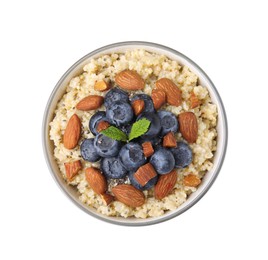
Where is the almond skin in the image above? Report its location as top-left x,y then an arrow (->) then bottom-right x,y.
134,163 -> 157,187
163,132 -> 177,148
63,114 -> 81,149
131,99 -> 145,116
101,193 -> 114,206
151,89 -> 166,110
155,78 -> 182,106
112,184 -> 145,207
142,142 -> 154,158
178,112 -> 198,143
94,80 -> 110,92
115,70 -> 145,90
154,170 -> 177,200
190,91 -> 200,108
76,95 -> 104,111
85,167 -> 107,195
97,120 -> 110,132
64,160 -> 82,181
183,174 -> 201,187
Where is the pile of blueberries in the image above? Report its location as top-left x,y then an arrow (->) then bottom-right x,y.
80,87 -> 192,191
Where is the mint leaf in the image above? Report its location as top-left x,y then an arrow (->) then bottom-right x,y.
101,126 -> 128,142
128,118 -> 151,141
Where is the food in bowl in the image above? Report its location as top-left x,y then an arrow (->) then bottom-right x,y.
49,49 -> 217,218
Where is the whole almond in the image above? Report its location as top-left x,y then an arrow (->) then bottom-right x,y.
155,78 -> 182,106
76,95 -> 104,111
134,163 -> 157,186
97,120 -> 110,132
178,112 -> 198,143
115,70 -> 145,90
154,170 -> 177,200
142,142 -> 154,158
131,99 -> 145,116
64,160 -> 82,181
163,132 -> 177,148
151,89 -> 166,110
183,174 -> 201,187
190,91 -> 200,108
63,114 -> 81,149
101,193 -> 114,206
112,184 -> 145,207
94,80 -> 110,92
85,167 -> 107,195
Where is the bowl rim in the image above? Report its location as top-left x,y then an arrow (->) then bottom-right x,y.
42,41 -> 228,226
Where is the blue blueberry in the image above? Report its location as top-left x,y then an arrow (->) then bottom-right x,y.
150,148 -> 175,174
89,111 -> 107,136
80,138 -> 101,162
119,142 -> 146,171
128,171 -> 158,191
104,87 -> 129,108
137,112 -> 161,139
100,157 -> 127,179
158,110 -> 179,136
131,94 -> 155,113
94,133 -> 121,158
170,141 -> 192,168
106,101 -> 134,127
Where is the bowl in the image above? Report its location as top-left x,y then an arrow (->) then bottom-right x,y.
42,41 -> 228,226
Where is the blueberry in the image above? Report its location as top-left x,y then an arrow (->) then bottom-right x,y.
128,171 -> 158,191
104,87 -> 129,108
80,138 -> 101,162
106,101 -> 134,127
158,110 -> 179,136
170,141 -> 192,168
137,112 -> 161,139
94,133 -> 121,158
119,142 -> 146,171
150,148 -> 175,174
100,157 -> 127,179
131,94 -> 154,113
89,111 -> 107,136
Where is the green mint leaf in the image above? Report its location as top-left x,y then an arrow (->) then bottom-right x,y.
128,118 -> 151,141
101,126 -> 128,142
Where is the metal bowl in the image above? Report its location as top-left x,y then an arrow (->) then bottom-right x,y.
42,41 -> 228,226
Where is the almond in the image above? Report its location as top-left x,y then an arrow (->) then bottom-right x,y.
151,89 -> 166,110
64,160 -> 82,181
76,95 -> 104,111
97,120 -> 110,132
115,70 -> 145,90
63,114 -> 81,149
85,167 -> 107,195
155,78 -> 182,106
134,163 -> 157,186
94,80 -> 110,92
112,184 -> 145,208
154,170 -> 177,200
183,174 -> 201,187
101,193 -> 114,206
163,132 -> 177,148
131,99 -> 145,116
142,142 -> 154,158
178,112 -> 198,143
190,91 -> 200,108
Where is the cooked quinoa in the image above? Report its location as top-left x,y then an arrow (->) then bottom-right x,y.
49,49 -> 217,218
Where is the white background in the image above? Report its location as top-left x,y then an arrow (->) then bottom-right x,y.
0,0 -> 267,259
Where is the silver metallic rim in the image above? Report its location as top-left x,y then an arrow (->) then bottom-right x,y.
42,41 -> 228,226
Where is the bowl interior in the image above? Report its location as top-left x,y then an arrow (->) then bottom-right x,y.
43,42 -> 227,226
